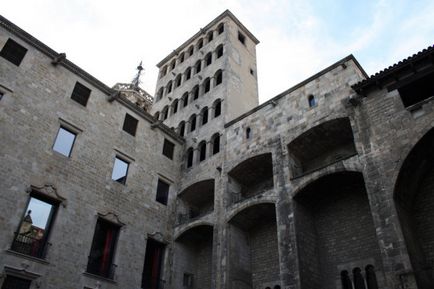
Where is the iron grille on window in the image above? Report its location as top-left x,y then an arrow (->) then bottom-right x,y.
0,38 -> 28,66
71,82 -> 91,106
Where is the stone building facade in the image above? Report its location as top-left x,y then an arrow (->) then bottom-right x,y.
1,10 -> 433,289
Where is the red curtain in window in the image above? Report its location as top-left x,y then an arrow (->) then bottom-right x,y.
151,247 -> 162,289
100,229 -> 114,275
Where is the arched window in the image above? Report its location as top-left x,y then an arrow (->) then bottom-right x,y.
216,45 -> 223,59
190,114 -> 197,132
192,85 -> 199,100
340,270 -> 352,289
178,121 -> 185,137
207,31 -> 214,42
246,127 -> 251,139
199,141 -> 207,162
154,111 -> 160,120
203,78 -> 211,94
197,38 -> 203,50
274,286 -> 281,289
160,66 -> 167,78
205,53 -> 212,66
353,268 -> 366,289
185,67 -> 192,81
214,99 -> 222,117
175,74 -> 182,88
179,52 -> 185,63
162,106 -> 169,120
182,92 -> 189,107
187,148 -> 194,168
156,87 -> 164,101
170,59 -> 176,70
215,70 -> 223,86
217,23 -> 224,34
201,107 -> 209,125
172,99 -> 179,115
195,60 -> 201,74
166,81 -> 172,94
188,45 -> 194,56
308,94 -> 316,107
212,133 -> 220,155
365,265 -> 378,289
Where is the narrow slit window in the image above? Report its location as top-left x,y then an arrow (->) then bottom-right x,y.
199,141 -> 206,162
214,100 -> 221,117
308,95 -> 316,107
53,126 -> 77,157
122,113 -> 138,136
190,115 -> 197,132
202,108 -> 208,125
212,134 -> 220,155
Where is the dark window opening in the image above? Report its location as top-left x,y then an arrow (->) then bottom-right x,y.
205,53 -> 212,66
238,32 -> 246,45
216,45 -> 223,58
156,179 -> 170,205
170,60 -> 176,70
199,142 -> 206,162
179,122 -> 185,137
167,82 -> 172,94
204,79 -> 210,93
156,88 -> 164,101
207,31 -> 214,42
162,139 -> 175,160
250,68 -> 254,76
71,82 -> 91,107
162,107 -> 169,120
11,194 -> 58,259
154,112 -> 160,120
0,38 -> 27,66
195,61 -> 201,74
172,100 -> 178,114
212,134 -> 220,155
183,273 -> 194,288
112,156 -> 129,184
160,66 -> 167,78
215,71 -> 222,86
197,39 -> 203,50
0,91 -> 4,101
1,275 -> 32,289
123,113 -> 139,136
218,23 -> 224,34
193,86 -> 199,100
187,149 -> 194,168
340,270 -> 353,289
365,265 -> 378,289
214,100 -> 221,117
190,115 -> 196,132
353,268 -> 366,289
185,68 -> 191,80
188,46 -> 194,56
246,127 -> 251,139
142,239 -> 165,289
183,93 -> 189,107
176,75 -> 182,87
308,95 -> 316,107
87,218 -> 120,279
202,108 -> 208,125
53,126 -> 77,157
179,53 -> 185,63
398,72 -> 434,108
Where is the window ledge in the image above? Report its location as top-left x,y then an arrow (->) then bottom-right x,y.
83,272 -> 117,284
5,249 -> 50,265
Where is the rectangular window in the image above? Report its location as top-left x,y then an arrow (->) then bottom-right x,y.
238,32 -> 246,45
156,179 -> 170,205
1,275 -> 32,289
122,113 -> 138,136
87,218 -> 120,279
11,194 -> 58,259
112,156 -> 129,184
162,139 -> 175,160
0,91 -> 4,101
183,273 -> 194,288
53,127 -> 77,157
71,82 -> 91,106
0,38 -> 28,66
141,239 -> 165,289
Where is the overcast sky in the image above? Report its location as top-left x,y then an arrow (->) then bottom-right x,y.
3,0 -> 434,103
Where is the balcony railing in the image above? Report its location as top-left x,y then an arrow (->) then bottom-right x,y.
86,256 -> 117,280
11,232 -> 48,259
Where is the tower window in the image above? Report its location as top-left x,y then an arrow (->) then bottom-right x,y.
185,68 -> 191,80
188,46 -> 194,56
187,148 -> 194,168
201,107 -> 209,125
218,23 -> 224,34
190,115 -> 197,132
71,82 -> 91,107
214,99 -> 222,117
207,31 -> 214,42
215,70 -> 223,86
122,113 -> 138,136
216,45 -> 224,58
182,92 -> 189,107
172,99 -> 179,114
246,127 -> 251,139
195,61 -> 201,74
308,94 -> 316,107
199,141 -> 206,162
175,75 -> 182,87
162,139 -> 175,160
238,32 -> 246,45
179,52 -> 185,63
156,179 -> 170,205
53,126 -> 77,157
212,134 -> 220,155
0,38 -> 28,66
112,156 -> 129,184
193,86 -> 199,100
179,121 -> 185,137
205,53 -> 212,66
197,39 -> 203,50
204,78 -> 211,94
